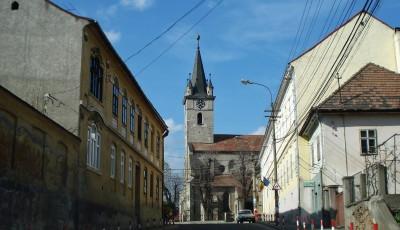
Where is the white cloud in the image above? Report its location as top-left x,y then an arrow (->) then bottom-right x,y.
105,30 -> 121,43
165,118 -> 183,134
250,126 -> 265,135
120,0 -> 154,11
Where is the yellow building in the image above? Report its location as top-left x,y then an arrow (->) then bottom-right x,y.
0,0 -> 168,228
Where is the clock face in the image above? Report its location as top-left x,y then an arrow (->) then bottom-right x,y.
196,99 -> 205,109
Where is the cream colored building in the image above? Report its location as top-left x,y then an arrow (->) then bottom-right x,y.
260,12 -> 400,225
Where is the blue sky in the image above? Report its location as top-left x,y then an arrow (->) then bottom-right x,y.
52,0 -> 400,170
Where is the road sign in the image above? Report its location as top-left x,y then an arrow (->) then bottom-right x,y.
303,180 -> 315,187
272,182 -> 281,190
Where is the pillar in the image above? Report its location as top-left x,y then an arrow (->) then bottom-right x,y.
342,176 -> 354,206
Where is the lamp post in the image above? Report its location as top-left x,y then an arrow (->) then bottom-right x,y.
240,79 -> 279,226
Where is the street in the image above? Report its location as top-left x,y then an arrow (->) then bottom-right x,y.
161,222 -> 277,230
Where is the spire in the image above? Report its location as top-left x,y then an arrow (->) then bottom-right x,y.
191,34 -> 207,96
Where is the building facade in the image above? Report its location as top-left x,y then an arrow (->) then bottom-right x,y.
181,41 -> 263,221
260,12 -> 400,225
299,63 -> 400,222
0,0 -> 168,228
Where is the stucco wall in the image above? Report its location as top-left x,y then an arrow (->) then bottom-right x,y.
0,0 -> 88,135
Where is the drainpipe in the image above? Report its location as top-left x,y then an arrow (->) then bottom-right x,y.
394,28 -> 400,73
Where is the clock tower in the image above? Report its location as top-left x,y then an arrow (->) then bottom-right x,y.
183,36 -> 215,146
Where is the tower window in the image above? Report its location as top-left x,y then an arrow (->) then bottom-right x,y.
197,113 -> 203,125
11,1 -> 19,10
89,56 -> 104,101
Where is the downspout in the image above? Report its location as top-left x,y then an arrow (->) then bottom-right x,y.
292,74 -> 302,218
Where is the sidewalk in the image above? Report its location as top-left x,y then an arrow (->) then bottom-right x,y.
257,221 -> 343,230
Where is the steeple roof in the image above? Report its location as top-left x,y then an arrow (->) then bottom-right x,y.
190,36 -> 208,96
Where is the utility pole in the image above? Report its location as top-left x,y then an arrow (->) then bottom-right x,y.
241,79 -> 279,226
269,102 -> 279,226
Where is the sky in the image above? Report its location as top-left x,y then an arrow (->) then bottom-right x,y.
52,0 -> 400,171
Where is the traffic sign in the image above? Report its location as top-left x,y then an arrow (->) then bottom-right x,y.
272,182 -> 281,190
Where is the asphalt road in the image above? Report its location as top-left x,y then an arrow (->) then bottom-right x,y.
161,223 -> 276,230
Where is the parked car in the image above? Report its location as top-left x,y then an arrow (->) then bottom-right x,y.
236,209 -> 255,224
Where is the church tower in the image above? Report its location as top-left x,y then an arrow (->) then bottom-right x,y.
183,36 -> 215,147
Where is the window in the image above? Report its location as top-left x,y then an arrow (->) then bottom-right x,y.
110,145 -> 116,178
11,1 -> 19,10
120,151 -> 125,183
150,126 -> 154,152
361,130 -> 377,155
130,104 -> 135,133
150,172 -> 154,198
156,176 -> 160,201
87,124 -> 101,169
122,96 -> 127,125
112,81 -> 119,116
89,56 -> 103,101
143,167 -> 148,195
156,134 -> 160,158
138,110 -> 142,141
128,158 -> 133,188
197,113 -> 203,125
144,120 -> 149,148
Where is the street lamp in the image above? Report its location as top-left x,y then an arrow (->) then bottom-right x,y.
241,79 -> 279,226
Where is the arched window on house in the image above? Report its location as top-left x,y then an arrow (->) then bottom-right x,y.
197,113 -> 203,125
87,124 -> 101,169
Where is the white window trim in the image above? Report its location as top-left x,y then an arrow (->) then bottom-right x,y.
360,129 -> 378,155
87,125 -> 101,170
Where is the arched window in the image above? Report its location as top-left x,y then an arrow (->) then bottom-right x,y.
11,1 -> 19,10
120,151 -> 125,184
112,78 -> 119,115
87,124 -> 101,169
89,56 -> 104,101
197,113 -> 203,125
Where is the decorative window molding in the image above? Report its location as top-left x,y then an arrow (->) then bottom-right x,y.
130,103 -> 135,133
144,119 -> 149,148
122,95 -> 128,126
143,167 -> 148,195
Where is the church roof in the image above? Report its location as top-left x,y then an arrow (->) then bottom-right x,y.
190,134 -> 264,153
190,42 -> 208,96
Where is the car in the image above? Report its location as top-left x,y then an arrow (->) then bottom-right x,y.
236,209 -> 255,224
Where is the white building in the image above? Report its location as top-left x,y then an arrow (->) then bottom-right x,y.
260,11 -> 400,225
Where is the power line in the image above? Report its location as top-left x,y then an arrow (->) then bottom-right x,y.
135,0 -> 224,76
124,0 -> 206,62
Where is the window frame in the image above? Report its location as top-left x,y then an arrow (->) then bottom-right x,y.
128,157 -> 133,188
143,167 -> 148,195
87,124 -> 101,170
197,113 -> 203,125
89,56 -> 104,101
110,145 -> 116,178
120,151 -> 125,184
144,120 -> 149,148
112,81 -> 119,116
360,129 -> 378,155
130,104 -> 135,133
150,171 -> 154,198
122,96 -> 128,126
138,110 -> 143,141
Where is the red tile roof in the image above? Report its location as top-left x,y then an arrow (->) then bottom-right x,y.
318,63 -> 400,111
191,134 -> 263,153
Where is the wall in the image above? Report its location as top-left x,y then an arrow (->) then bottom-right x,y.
0,0 -> 88,135
0,86 -> 80,229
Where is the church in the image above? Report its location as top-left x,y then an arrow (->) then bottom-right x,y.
180,38 -> 264,221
